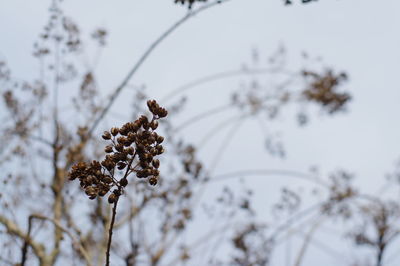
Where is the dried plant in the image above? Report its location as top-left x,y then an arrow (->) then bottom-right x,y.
69,100 -> 167,265
1,1 -> 398,266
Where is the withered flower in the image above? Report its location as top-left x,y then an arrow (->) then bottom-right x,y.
68,99 -> 168,203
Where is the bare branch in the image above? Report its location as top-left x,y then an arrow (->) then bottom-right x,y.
0,215 -> 46,263
29,214 -> 93,266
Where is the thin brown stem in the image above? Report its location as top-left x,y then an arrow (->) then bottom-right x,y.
106,200 -> 119,266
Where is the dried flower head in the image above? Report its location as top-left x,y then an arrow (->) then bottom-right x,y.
302,70 -> 351,114
69,99 -> 168,203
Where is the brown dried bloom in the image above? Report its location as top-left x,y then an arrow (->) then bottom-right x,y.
302,70 -> 351,114
69,99 -> 167,203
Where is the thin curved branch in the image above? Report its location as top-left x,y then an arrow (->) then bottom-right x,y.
207,169 -> 328,187
164,223 -> 240,266
269,203 -> 322,242
294,217 -> 325,266
160,67 -> 287,103
197,113 -> 251,149
173,104 -> 232,133
88,0 -> 231,136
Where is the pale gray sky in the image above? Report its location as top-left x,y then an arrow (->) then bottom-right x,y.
1,0 -> 400,265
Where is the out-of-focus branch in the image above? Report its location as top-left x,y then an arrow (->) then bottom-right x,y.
160,67 -> 292,103
208,169 -> 328,187
294,217 -> 325,266
88,0 -> 231,136
50,129 -> 64,265
0,215 -> 47,264
29,214 -> 92,266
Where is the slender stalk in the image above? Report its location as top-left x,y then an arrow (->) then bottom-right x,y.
106,200 -> 119,266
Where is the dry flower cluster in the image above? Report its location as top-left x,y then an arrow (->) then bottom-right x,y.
69,100 -> 167,204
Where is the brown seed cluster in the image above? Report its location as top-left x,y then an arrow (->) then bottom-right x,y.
69,100 -> 167,203
69,161 -> 113,199
302,70 -> 350,114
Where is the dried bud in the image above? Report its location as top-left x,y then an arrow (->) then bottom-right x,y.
156,145 -> 165,154
149,177 -> 158,186
115,143 -> 124,152
157,108 -> 168,118
152,159 -> 160,168
117,136 -> 126,144
126,147 -> 135,155
103,176 -> 113,184
111,127 -> 119,136
98,189 -> 107,197
117,162 -> 127,170
108,193 -> 117,204
102,131 -> 112,140
152,169 -> 160,176
127,132 -> 136,142
105,145 -> 113,153
156,136 -> 164,144
150,120 -> 158,130
120,178 -> 128,187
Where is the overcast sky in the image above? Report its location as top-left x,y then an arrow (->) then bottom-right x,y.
1,0 -> 400,265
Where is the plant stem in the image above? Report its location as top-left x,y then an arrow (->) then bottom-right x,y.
106,200 -> 119,266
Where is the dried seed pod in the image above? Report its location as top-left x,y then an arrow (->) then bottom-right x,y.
108,193 -> 117,204
156,145 -> 164,154
150,147 -> 157,155
103,176 -> 113,184
117,162 -> 127,170
152,159 -> 160,168
156,136 -> 164,144
115,143 -> 124,152
117,136 -> 126,144
127,132 -> 136,142
98,189 -> 108,197
111,127 -> 119,136
140,160 -> 149,168
149,177 -> 158,186
126,147 -> 135,155
152,169 -> 160,176
113,189 -> 121,196
120,178 -> 128,187
91,161 -> 102,170
136,170 -> 146,178
157,108 -> 168,118
102,131 -> 112,140
150,120 -> 158,130
119,125 -> 129,136
139,115 -> 149,124
104,145 -> 113,153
